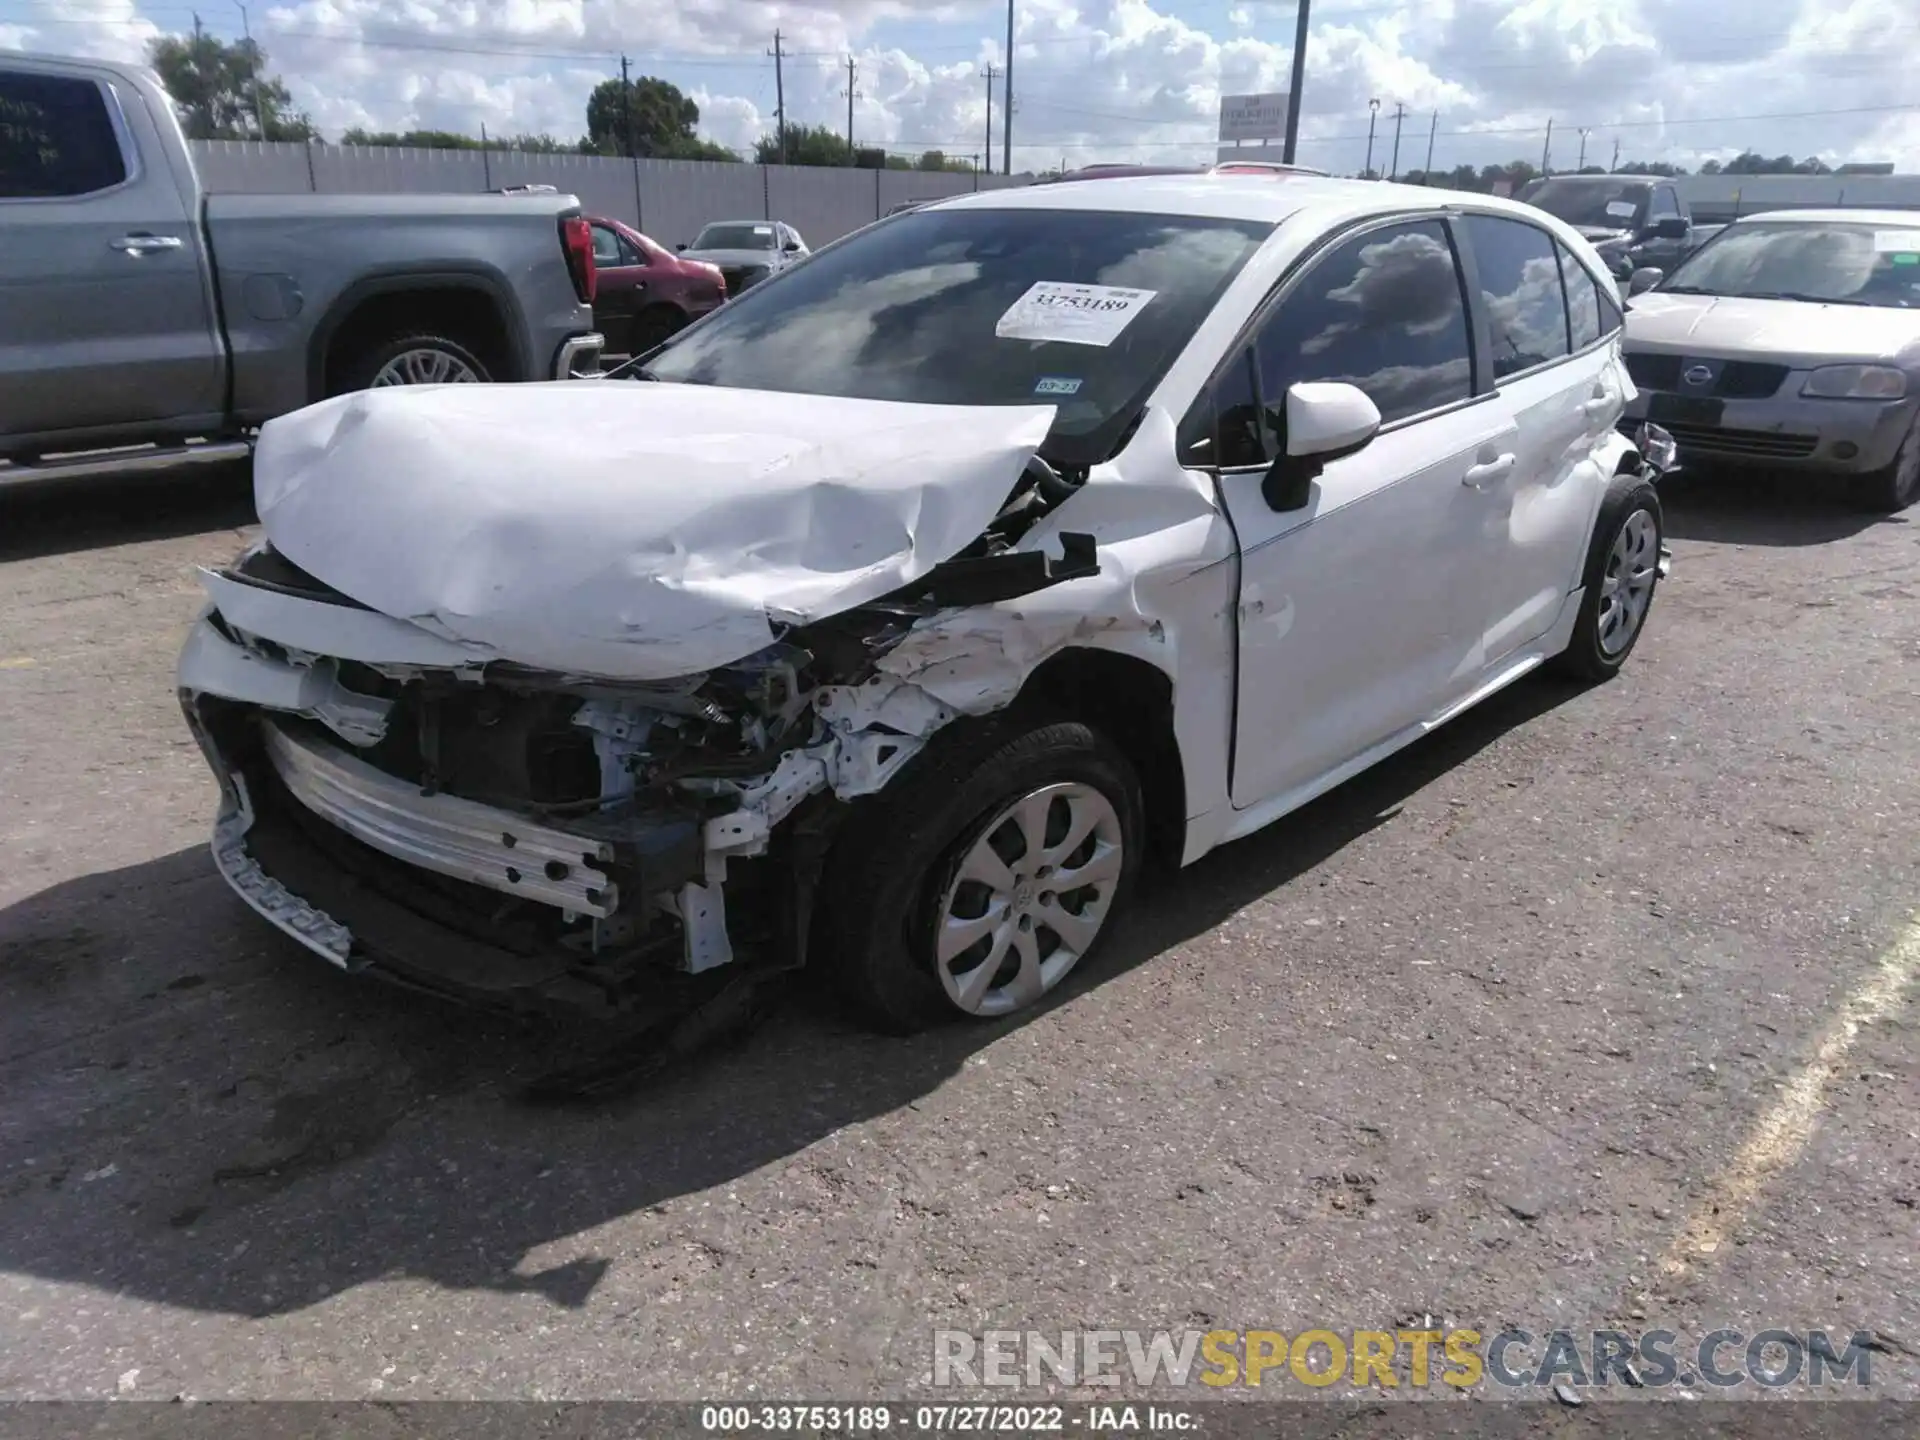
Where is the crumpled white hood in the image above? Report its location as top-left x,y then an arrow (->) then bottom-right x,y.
253,381 -> 1054,680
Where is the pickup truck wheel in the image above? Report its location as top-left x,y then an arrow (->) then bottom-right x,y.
1549,475 -> 1665,683
333,333 -> 490,394
816,716 -> 1145,1035
1851,411 -> 1920,514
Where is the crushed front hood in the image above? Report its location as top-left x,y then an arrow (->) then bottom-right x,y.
252,381 -> 1054,680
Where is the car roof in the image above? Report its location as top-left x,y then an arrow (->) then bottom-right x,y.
1727,208 -> 1920,226
931,172 -> 1572,229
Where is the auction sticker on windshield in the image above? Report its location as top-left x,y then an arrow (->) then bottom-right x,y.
1606,200 -> 1637,219
1873,230 -> 1920,254
996,282 -> 1157,347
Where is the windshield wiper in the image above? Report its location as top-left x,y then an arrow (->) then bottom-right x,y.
1655,285 -> 1714,294
1741,291 -> 1873,306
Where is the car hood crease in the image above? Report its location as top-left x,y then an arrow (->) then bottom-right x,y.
251,381 -> 1055,680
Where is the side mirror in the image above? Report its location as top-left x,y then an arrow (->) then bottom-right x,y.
1652,217 -> 1689,240
1627,267 -> 1664,296
1262,382 -> 1382,511
783,240 -> 802,253
676,243 -> 688,252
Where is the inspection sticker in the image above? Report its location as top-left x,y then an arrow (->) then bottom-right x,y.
996,282 -> 1157,347
1873,229 -> 1920,254
1605,199 -> 1637,219
1033,375 -> 1084,396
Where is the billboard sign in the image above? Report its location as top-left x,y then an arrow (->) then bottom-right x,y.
1219,92 -> 1290,144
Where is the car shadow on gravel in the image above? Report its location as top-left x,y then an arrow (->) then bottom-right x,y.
0,674 -> 1579,1319
0,464 -> 255,564
1659,465 -> 1902,547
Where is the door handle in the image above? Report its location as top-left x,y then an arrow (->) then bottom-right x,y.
1582,395 -> 1614,418
111,233 -> 184,254
1462,454 -> 1515,488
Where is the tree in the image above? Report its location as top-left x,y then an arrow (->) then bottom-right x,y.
147,28 -> 314,141
584,75 -> 735,160
339,129 -> 570,151
754,123 -> 854,167
914,149 -> 973,173
341,129 -> 481,149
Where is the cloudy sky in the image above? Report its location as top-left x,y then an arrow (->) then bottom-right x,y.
5,0 -> 1917,175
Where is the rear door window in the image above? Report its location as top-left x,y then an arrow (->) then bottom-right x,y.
1461,214 -> 1571,379
1557,241 -> 1602,349
0,70 -> 128,199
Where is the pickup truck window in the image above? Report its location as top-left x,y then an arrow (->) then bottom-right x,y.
0,70 -> 129,199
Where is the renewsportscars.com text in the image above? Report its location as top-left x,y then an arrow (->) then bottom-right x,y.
932,1327 -> 1877,1391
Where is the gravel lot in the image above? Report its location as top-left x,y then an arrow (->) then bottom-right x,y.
0,464 -> 1915,1402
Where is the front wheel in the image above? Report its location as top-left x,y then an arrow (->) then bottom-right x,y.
817,717 -> 1145,1035
1550,475 -> 1665,683
1851,411 -> 1920,514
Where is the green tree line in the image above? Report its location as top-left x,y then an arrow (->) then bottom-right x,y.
147,32 -> 970,171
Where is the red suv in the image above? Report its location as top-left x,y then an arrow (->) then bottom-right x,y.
587,218 -> 727,356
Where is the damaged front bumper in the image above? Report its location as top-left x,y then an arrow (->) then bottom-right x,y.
177,598 -> 946,1020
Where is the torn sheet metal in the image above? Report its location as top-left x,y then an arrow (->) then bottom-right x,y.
252,381 -> 1055,681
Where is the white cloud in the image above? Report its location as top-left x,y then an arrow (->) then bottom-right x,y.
3,0 -> 1915,172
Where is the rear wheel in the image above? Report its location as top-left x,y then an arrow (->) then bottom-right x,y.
1851,412 -> 1920,514
330,331 -> 490,395
817,716 -> 1145,1035
1549,475 -> 1664,683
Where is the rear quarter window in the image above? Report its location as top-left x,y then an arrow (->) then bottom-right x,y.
0,70 -> 128,199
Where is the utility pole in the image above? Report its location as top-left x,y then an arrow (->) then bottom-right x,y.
1611,137 -> 1621,170
619,55 -> 638,160
1577,126 -> 1591,171
1282,0 -> 1310,164
232,3 -> 269,139
844,56 -> 859,163
1003,0 -> 1015,175
1541,117 -> 1553,176
768,31 -> 787,164
1424,109 -> 1437,183
981,66 -> 997,176
1388,101 -> 1406,181
1364,98 -> 1379,178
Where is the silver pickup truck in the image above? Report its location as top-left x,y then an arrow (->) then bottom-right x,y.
1,53 -> 604,484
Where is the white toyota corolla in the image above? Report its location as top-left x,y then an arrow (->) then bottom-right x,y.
179,172 -> 1673,1036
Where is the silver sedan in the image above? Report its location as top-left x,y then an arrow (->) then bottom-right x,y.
1619,209 -> 1920,512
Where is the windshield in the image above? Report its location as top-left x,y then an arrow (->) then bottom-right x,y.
1523,179 -> 1650,230
1660,221 -> 1920,307
694,223 -> 776,250
636,206 -> 1274,466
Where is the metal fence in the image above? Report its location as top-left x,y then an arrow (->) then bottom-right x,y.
187,140 -> 1031,250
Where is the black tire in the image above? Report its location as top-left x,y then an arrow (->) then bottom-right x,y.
329,331 -> 491,396
1549,474 -> 1665,683
627,305 -> 687,356
1850,412 -> 1920,514
815,715 -> 1146,1035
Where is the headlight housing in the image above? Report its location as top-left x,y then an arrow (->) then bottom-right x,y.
1800,364 -> 1909,400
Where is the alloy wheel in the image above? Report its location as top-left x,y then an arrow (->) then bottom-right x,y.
934,782 -> 1125,1017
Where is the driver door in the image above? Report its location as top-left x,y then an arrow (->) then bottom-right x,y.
1200,216 -> 1520,811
